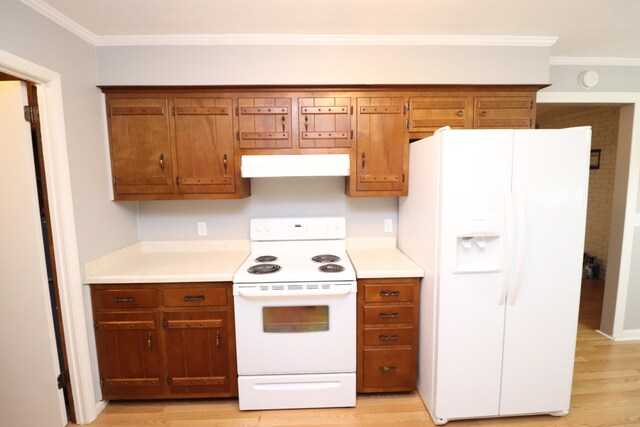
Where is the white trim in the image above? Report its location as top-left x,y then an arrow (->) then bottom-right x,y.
0,49 -> 97,424
595,329 -> 615,341
94,34 -> 558,47
95,399 -> 108,416
538,91 -> 640,341
19,0 -> 96,45
617,329 -> 640,341
550,57 -> 640,67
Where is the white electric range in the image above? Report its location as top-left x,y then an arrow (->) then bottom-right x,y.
233,217 -> 357,410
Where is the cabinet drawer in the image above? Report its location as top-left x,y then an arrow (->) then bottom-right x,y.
363,326 -> 414,346
363,348 -> 414,390
364,283 -> 414,303
364,305 -> 414,324
93,289 -> 159,309
163,287 -> 227,307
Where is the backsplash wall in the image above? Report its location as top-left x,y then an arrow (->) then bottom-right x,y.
136,177 -> 399,240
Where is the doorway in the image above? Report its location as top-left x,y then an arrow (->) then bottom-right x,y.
536,103 -> 625,331
0,73 -> 74,423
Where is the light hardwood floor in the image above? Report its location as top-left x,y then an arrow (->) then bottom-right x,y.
76,279 -> 640,426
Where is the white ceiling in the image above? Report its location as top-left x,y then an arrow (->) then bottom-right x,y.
23,0 -> 640,60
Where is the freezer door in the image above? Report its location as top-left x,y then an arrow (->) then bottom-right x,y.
434,129 -> 514,420
499,128 -> 590,416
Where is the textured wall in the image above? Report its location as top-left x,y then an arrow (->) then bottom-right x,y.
538,107 -> 621,277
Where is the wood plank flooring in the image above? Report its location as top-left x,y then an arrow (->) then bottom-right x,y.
75,279 -> 640,426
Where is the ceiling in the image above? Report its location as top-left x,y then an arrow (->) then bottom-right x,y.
24,0 -> 640,59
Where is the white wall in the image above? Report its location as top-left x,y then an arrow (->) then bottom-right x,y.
97,45 -> 550,86
0,0 -> 139,263
138,177 -> 398,240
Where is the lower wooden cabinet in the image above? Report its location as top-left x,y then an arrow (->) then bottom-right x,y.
357,277 -> 420,393
91,283 -> 237,400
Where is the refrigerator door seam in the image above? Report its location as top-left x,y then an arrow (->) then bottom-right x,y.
498,185 -> 515,305
508,181 -> 526,305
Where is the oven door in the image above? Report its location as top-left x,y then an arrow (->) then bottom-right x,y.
233,282 -> 356,376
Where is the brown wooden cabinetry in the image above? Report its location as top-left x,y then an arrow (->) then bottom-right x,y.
348,97 -> 408,197
91,283 -> 237,400
236,97 -> 292,149
473,95 -> 535,129
298,97 -> 352,149
409,96 -> 471,133
106,98 -> 174,196
105,93 -> 249,200
357,277 -> 420,393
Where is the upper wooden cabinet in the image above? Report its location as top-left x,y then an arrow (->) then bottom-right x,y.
408,96 -> 471,133
107,98 -> 174,196
473,95 -> 535,129
236,97 -> 292,149
105,93 -> 250,200
348,97 -> 408,197
298,97 -> 352,149
173,97 -> 236,195
102,86 -> 541,200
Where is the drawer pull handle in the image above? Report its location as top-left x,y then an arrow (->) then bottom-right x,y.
114,296 -> 135,303
378,366 -> 397,373
379,312 -> 400,319
379,290 -> 401,297
184,295 -> 205,302
378,334 -> 400,341
215,330 -> 221,348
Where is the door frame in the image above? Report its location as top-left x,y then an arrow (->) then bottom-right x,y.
537,91 -> 640,340
0,49 -> 100,423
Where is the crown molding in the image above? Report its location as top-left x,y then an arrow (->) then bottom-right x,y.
94,34 -> 558,47
21,0 -> 96,45
551,56 -> 640,66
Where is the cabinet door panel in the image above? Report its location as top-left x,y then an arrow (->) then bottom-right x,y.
363,348 -> 414,390
174,98 -> 235,194
474,96 -> 534,129
238,98 -> 292,149
356,97 -> 406,193
299,97 -> 351,148
94,311 -> 163,398
164,310 -> 232,396
409,96 -> 470,132
107,98 -> 174,196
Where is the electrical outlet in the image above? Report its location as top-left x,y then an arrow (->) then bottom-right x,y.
197,221 -> 207,236
384,218 -> 393,233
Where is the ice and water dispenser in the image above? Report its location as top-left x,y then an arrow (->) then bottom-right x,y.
453,216 -> 502,274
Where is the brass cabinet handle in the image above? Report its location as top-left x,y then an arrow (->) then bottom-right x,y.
114,296 -> 135,303
304,114 -> 308,131
223,154 -> 228,174
215,331 -> 221,348
482,111 -> 488,118
378,366 -> 397,373
379,312 -> 400,319
361,152 -> 366,170
147,332 -> 152,349
378,334 -> 400,341
457,110 -> 464,117
281,114 -> 286,132
183,295 -> 205,302
379,290 -> 401,297
159,154 -> 165,171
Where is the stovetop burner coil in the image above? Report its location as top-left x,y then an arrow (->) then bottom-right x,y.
247,263 -> 281,274
312,254 -> 341,263
255,255 -> 278,263
318,263 -> 345,273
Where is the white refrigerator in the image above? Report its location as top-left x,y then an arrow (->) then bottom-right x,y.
398,127 -> 591,425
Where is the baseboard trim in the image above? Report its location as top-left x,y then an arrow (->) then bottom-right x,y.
95,400 -> 107,416
618,329 -> 640,341
596,329 -> 615,340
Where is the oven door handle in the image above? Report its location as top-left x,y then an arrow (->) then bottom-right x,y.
236,287 -> 353,298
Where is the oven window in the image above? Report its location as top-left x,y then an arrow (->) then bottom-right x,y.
263,306 -> 329,333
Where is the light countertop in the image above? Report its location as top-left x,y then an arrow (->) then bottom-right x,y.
84,240 -> 250,284
347,238 -> 424,279
84,238 -> 423,284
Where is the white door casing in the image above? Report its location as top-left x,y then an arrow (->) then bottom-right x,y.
0,81 -> 67,427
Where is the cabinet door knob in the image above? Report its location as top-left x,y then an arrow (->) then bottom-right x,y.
215,330 -> 221,348
482,111 -> 488,118
457,110 -> 464,117
223,154 -> 228,174
361,152 -> 366,170
304,114 -> 309,132
147,332 -> 152,350
159,154 -> 165,171
281,114 -> 286,132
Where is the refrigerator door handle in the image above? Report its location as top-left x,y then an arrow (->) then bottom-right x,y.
498,185 -> 515,305
508,181 -> 527,305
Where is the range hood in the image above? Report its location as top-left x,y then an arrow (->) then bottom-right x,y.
241,154 -> 350,178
